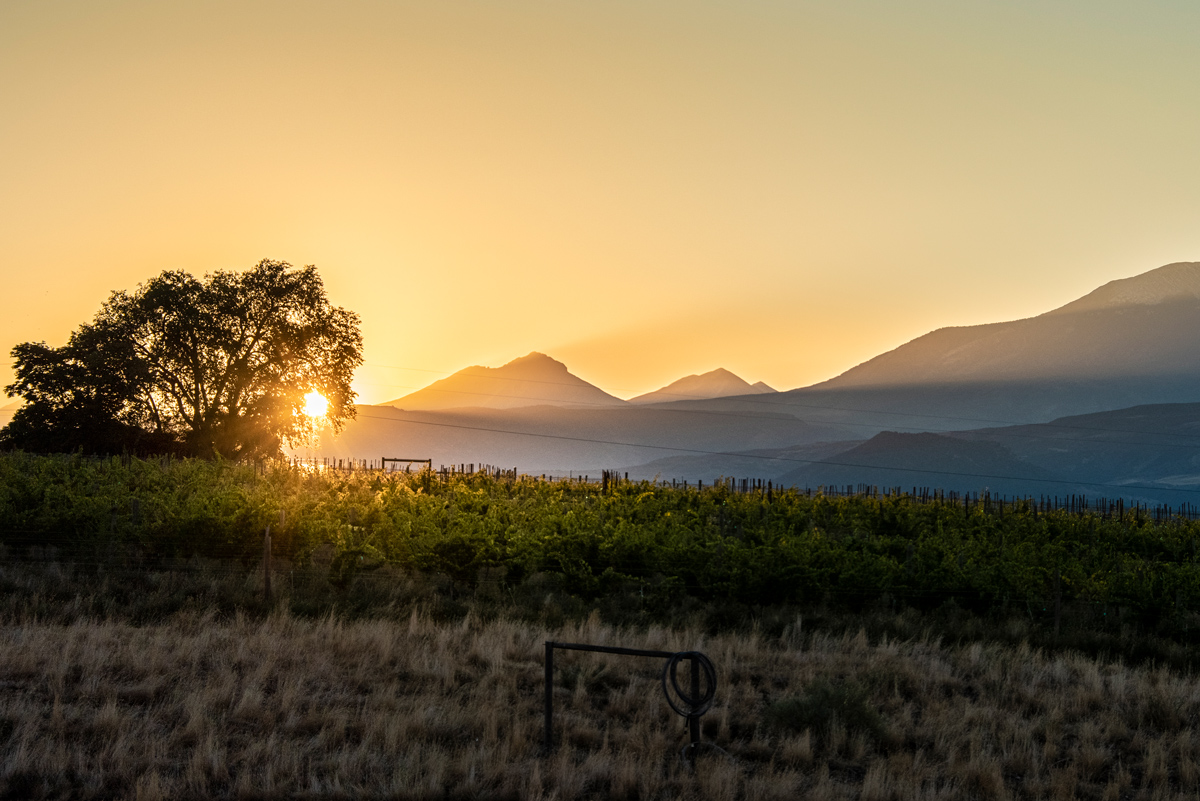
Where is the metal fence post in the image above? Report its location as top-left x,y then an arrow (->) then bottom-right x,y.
689,655 -> 701,748
544,642 -> 554,752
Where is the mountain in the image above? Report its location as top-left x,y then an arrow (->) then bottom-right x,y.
819,262 -> 1200,388
658,262 -> 1200,436
776,403 -> 1200,504
383,352 -> 626,411
613,401 -> 1200,505
775,432 -> 1066,498
309,261 -> 1200,495
954,402 -> 1200,494
618,439 -> 863,483
629,368 -> 777,404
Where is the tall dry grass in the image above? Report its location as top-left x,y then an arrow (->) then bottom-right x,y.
1,608 -> 1199,799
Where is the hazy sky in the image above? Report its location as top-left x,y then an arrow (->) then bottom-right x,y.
4,1 -> 1200,404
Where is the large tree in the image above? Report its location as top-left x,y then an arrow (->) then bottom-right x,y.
2,259 -> 362,459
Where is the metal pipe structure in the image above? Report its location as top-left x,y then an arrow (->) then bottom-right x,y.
543,641 -> 716,759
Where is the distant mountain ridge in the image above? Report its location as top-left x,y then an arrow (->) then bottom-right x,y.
774,431 -> 1065,498
629,368 -> 776,404
1048,262 -> 1200,315
617,402 -> 1200,505
383,262 -> 1200,419
384,352 -> 626,411
630,261 -> 1200,436
306,259 -> 1200,503
818,262 -> 1200,388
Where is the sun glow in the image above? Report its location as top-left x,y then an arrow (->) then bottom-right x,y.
302,391 -> 329,418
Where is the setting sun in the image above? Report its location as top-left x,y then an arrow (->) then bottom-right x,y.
302,391 -> 328,418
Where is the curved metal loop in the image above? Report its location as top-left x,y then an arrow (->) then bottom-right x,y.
661,651 -> 716,718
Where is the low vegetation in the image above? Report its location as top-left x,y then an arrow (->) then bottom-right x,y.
4,452 -> 1200,644
5,453 -> 1200,798
3,600 -> 1200,800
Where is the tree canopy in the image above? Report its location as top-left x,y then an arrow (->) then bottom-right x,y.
2,260 -> 362,459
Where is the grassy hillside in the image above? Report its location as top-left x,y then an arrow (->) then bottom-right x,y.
3,605 -> 1200,799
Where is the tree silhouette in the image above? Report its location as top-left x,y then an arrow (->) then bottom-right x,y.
2,260 -> 362,459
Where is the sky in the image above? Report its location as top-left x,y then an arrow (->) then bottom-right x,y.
4,1 -> 1200,405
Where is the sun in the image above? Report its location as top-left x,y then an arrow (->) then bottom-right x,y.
302,390 -> 329,418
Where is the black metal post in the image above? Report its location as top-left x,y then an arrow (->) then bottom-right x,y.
544,642 -> 554,752
544,641 -> 714,757
688,655 -> 700,748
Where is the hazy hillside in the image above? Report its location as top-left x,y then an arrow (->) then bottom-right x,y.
617,431 -> 1064,496
614,402 -> 1200,505
307,404 -> 854,474
956,403 -> 1200,493
629,368 -> 776,404
383,352 -> 626,411
618,439 -> 863,483
629,377 -> 1200,441
659,263 -> 1200,434
775,432 -> 1067,498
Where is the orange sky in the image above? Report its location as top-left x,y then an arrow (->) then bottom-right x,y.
4,1 -> 1200,404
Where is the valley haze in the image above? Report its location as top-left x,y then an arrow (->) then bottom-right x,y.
304,262 -> 1200,507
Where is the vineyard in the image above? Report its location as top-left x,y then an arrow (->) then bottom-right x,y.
3,452 -> 1200,647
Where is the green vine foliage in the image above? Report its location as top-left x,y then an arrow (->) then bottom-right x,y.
3,453 -> 1200,625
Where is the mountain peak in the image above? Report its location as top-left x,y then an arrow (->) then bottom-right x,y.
502,352 -> 571,374
630,368 -> 776,405
1048,262 -> 1200,315
511,351 -> 556,364
382,353 -> 625,411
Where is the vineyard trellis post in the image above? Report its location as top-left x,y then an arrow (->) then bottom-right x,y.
381,457 -> 432,474
263,508 -> 285,604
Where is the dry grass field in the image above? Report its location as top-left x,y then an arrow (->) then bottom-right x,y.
2,602 -> 1200,800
